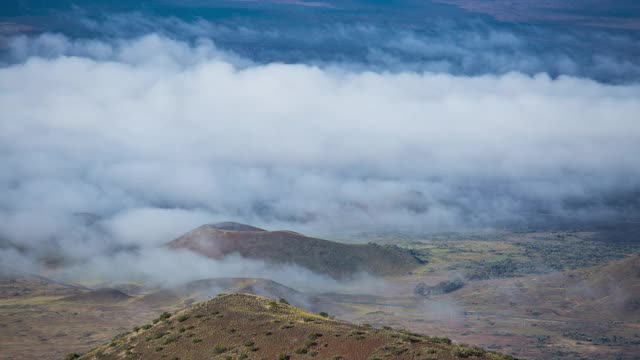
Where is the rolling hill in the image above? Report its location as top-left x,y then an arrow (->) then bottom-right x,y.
454,254 -> 640,322
0,272 -> 87,298
136,277 -> 308,309
531,254 -> 640,319
168,222 -> 425,279
76,293 -> 516,360
60,288 -> 133,304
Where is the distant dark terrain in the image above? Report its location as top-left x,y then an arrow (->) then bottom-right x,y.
435,0 -> 640,29
2,0 -> 640,82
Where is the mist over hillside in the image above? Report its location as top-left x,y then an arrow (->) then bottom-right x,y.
1,1 -> 640,279
1,3 -> 639,359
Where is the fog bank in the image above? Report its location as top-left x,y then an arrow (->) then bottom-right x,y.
0,34 -> 639,281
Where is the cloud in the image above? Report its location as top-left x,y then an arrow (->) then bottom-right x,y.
0,33 -> 639,284
105,208 -> 216,247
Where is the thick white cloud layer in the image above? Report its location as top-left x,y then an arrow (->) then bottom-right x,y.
1,33 -> 639,261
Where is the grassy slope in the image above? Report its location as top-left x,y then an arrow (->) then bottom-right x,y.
168,225 -> 423,279
78,293 -> 516,360
457,254 -> 640,320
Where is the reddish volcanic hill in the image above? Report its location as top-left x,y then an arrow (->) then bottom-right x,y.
167,222 -> 424,279
77,293 -> 516,360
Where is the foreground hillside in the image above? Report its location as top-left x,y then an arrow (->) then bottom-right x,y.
168,222 -> 425,279
0,276 -> 311,360
77,293 -> 515,360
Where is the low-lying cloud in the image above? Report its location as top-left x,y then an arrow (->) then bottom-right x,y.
0,33 -> 639,281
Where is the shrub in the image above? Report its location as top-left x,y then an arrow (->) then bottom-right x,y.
177,314 -> 190,322
213,345 -> 227,354
163,335 -> 180,345
152,312 -> 172,324
278,298 -> 290,305
414,278 -> 465,296
64,353 -> 80,360
400,334 -> 422,343
453,345 -> 486,358
294,347 -> 308,354
277,353 -> 290,360
319,312 -> 329,317
243,340 -> 255,347
155,346 -> 163,352
114,332 -> 130,340
124,350 -> 136,359
429,336 -> 452,344
192,338 -> 203,343
153,332 -> 168,340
